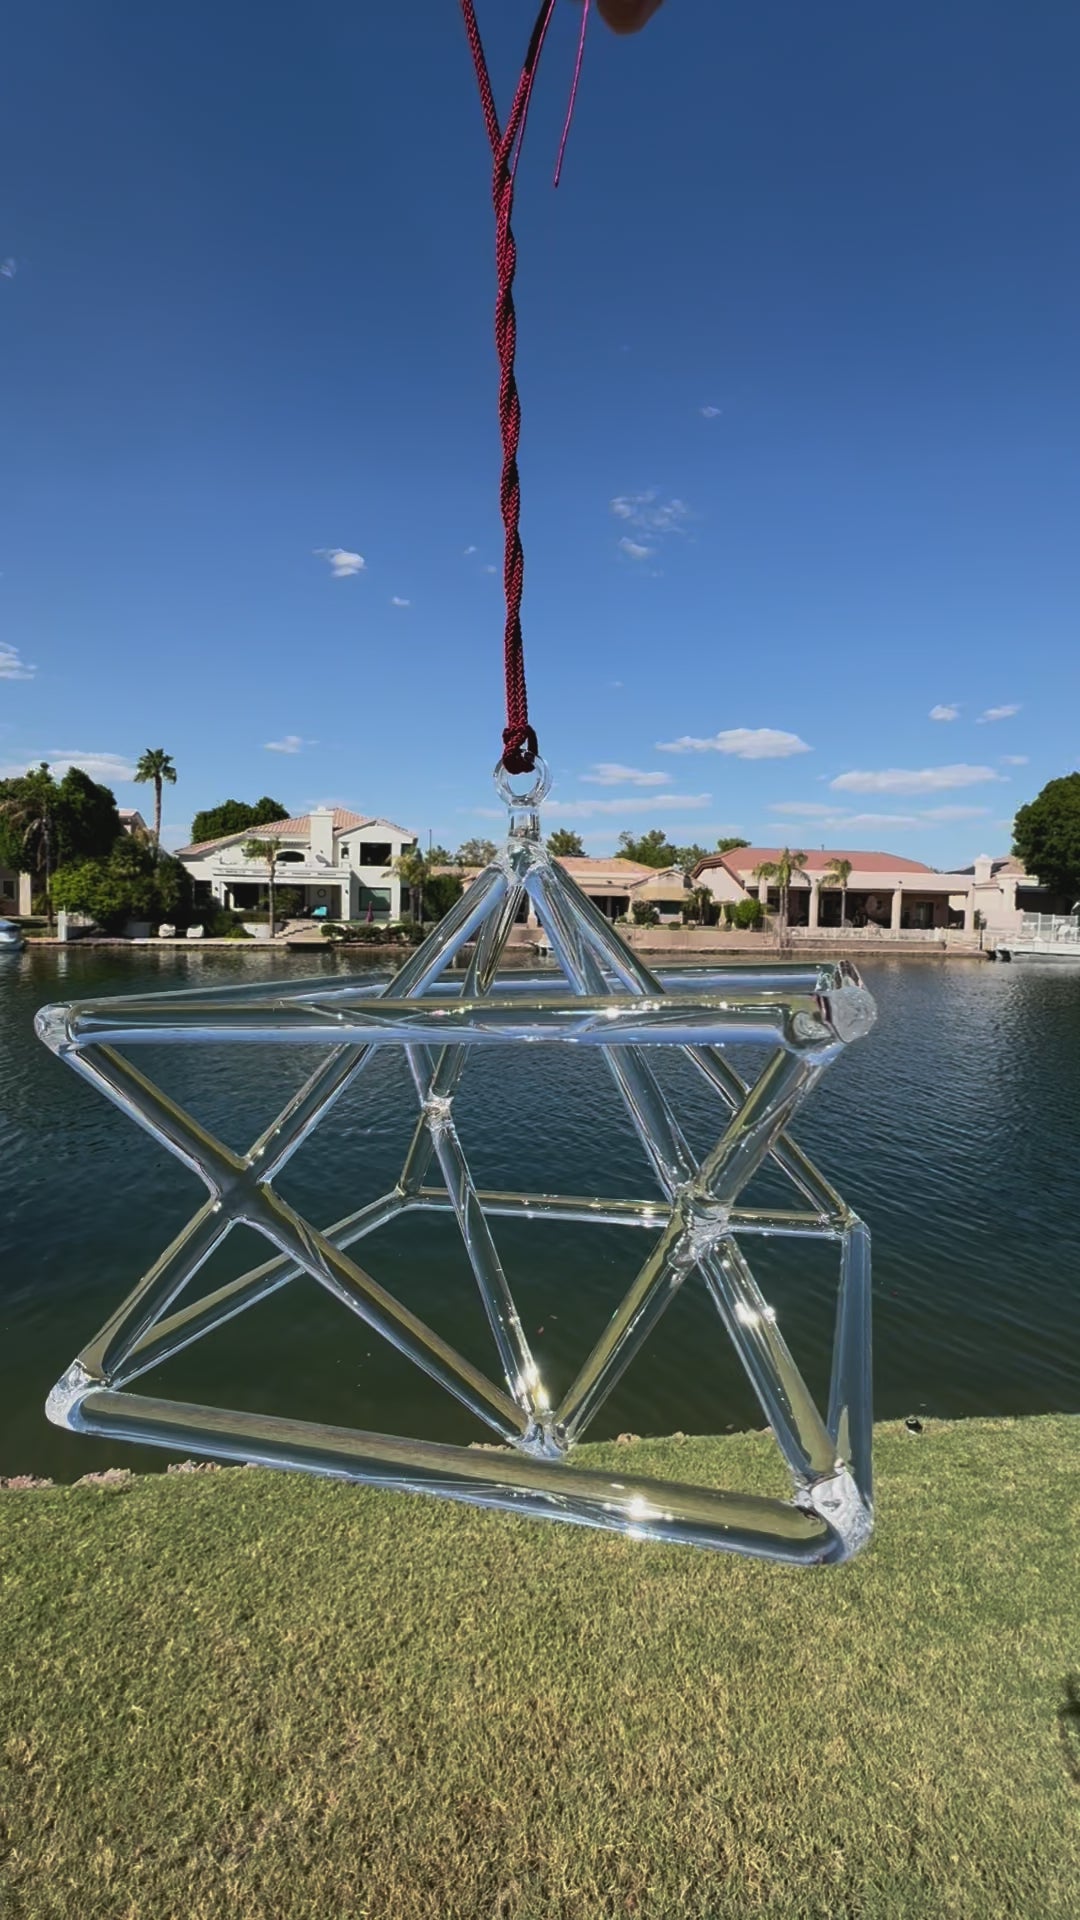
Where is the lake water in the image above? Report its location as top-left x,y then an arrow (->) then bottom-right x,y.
1,944 -> 1078,1480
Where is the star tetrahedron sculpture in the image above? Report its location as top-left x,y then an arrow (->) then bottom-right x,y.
37,763 -> 877,1563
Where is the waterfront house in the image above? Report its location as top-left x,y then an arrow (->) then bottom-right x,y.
177,808 -> 417,922
691,846 -> 1047,938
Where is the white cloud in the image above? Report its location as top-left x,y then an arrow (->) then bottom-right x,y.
700,405 -> 722,419
929,703 -> 959,722
611,491 -> 690,537
463,545 -> 478,556
658,727 -> 811,761
390,596 -> 410,608
0,750 -> 137,784
618,537 -> 653,561
483,563 -> 497,574
0,258 -> 16,280
919,805 -> 991,822
582,763 -> 671,788
264,735 -> 314,755
770,802 -> 849,819
770,799 -> 990,829
0,643 -> 35,680
315,547 -> 366,578
543,793 -> 711,819
829,764 -> 1001,795
999,754 -> 1029,766
977,703 -> 1020,724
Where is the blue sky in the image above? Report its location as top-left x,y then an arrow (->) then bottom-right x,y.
2,1 -> 1077,863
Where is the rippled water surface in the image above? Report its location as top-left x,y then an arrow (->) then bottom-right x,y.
1,944 -> 1078,1478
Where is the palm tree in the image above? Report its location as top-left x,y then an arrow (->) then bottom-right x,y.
685,884 -> 714,926
393,845 -> 430,923
0,763 -> 56,929
752,848 -> 809,948
820,856 -> 853,928
243,836 -> 283,938
133,749 -> 177,853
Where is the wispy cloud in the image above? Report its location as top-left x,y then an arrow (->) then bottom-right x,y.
0,750 -> 137,784
264,735 -> 314,755
700,405 -> 722,419
0,258 -> 16,280
541,793 -> 712,820
483,563 -> 497,574
920,805 -> 991,821
390,596 -> 410,608
611,491 -> 690,537
463,545 -> 478,556
618,537 -> 654,561
829,764 -> 1001,795
0,643 -> 35,681
929,703 -> 959,722
315,547 -> 365,578
770,799 -> 990,829
999,753 -> 1029,766
582,763 -> 671,788
658,727 -> 811,761
977,703 -> 1020,724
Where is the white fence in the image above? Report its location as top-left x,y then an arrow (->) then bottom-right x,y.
1020,912 -> 1080,944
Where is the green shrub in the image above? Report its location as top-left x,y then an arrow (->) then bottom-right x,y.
731,898 -> 765,930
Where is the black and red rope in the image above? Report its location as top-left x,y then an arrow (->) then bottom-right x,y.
460,1 -> 590,775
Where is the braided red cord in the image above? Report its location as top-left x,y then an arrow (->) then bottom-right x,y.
460,0 -> 565,775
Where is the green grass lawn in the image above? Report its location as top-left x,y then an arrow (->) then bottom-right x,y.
3,1417 -> 1079,1919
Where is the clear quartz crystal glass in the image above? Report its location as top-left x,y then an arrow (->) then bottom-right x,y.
37,759 -> 877,1563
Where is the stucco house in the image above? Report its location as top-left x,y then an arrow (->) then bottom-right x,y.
177,808 -> 417,922
0,865 -> 32,915
691,846 -> 1046,937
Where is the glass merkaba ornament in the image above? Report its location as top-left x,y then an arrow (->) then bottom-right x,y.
38,761 -> 877,1563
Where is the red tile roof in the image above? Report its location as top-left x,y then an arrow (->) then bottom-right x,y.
177,809 -> 412,858
693,846 -> 934,880
556,856 -> 655,878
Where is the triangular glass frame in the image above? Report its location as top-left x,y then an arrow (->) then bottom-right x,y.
36,763 -> 876,1563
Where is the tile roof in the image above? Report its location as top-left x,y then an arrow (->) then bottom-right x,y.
693,847 -> 935,880
556,856 -> 656,878
178,809 -> 413,858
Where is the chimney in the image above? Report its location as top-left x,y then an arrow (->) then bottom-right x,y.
309,808 -> 335,865
973,854 -> 993,886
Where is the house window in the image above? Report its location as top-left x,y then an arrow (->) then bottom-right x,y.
339,846 -> 349,862
359,842 -> 392,867
358,885 -> 392,918
277,850 -> 305,864
0,878 -> 13,900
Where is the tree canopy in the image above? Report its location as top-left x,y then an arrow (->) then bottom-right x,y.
1013,774 -> 1080,899
455,837 -> 497,867
189,797 -> 287,845
52,838 -> 191,933
716,837 -> 750,853
617,828 -> 680,869
0,763 -> 122,885
547,829 -> 586,858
